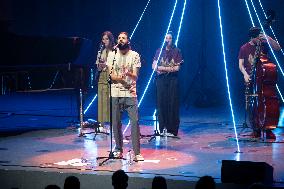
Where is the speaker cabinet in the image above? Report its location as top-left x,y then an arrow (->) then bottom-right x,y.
221,160 -> 273,184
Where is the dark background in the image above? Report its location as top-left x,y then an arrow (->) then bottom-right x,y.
1,0 -> 284,110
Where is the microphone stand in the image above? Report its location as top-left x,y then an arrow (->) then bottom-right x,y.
78,44 -> 110,139
148,74 -> 180,142
96,47 -> 126,166
93,45 -> 110,140
148,75 -> 163,142
78,88 -> 85,137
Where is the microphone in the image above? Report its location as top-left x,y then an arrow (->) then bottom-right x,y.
112,43 -> 119,51
99,44 -> 104,52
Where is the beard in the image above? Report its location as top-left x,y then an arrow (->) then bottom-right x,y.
118,43 -> 130,50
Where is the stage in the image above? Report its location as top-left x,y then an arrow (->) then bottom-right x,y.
1,91 -> 284,189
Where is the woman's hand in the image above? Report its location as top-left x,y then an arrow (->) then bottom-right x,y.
98,58 -> 107,70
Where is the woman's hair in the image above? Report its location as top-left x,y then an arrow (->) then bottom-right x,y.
101,31 -> 115,49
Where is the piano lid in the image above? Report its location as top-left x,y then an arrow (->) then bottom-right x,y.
0,32 -> 95,68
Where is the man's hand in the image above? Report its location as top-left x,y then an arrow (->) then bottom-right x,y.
122,67 -> 130,76
244,73 -> 250,83
258,33 -> 266,40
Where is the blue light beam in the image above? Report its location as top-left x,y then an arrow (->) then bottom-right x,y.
257,0 -> 284,55
249,0 -> 284,77
121,0 -> 179,138
130,0 -> 151,40
256,0 -> 284,102
84,1 -> 152,114
244,0 -> 255,26
217,0 -> 240,152
151,0 -> 188,118
137,0 -> 178,108
276,84 -> 284,103
84,94 -> 97,114
175,0 -> 187,46
248,0 -> 284,103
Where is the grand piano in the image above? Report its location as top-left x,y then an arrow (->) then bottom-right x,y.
0,27 -> 96,94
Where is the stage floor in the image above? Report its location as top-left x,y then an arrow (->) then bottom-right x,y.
0,120 -> 284,183
1,92 -> 284,185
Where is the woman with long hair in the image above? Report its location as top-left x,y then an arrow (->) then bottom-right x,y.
96,31 -> 115,130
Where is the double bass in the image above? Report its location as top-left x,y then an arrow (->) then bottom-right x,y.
248,41 -> 280,134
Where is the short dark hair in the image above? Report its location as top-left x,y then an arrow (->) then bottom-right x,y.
195,176 -> 216,189
112,170 -> 129,189
64,176 -> 80,189
119,32 -> 129,39
249,26 -> 261,38
45,185 -> 60,189
152,176 -> 167,189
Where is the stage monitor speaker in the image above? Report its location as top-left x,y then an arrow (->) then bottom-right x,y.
221,160 -> 273,185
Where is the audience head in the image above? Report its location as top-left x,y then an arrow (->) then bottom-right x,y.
195,176 -> 216,189
64,176 -> 80,189
45,185 -> 60,189
112,170 -> 129,189
248,182 -> 266,189
152,176 -> 167,189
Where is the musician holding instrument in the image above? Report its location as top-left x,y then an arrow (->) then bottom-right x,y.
95,31 -> 115,131
152,32 -> 183,137
238,27 -> 281,139
106,32 -> 144,161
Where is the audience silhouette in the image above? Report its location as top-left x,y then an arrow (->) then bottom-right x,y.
112,170 -> 129,189
45,184 -> 60,189
152,176 -> 167,189
248,183 -> 266,189
64,176 -> 80,189
195,176 -> 216,189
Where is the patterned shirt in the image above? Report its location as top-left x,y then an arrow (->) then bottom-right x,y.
106,49 -> 141,97
154,46 -> 183,69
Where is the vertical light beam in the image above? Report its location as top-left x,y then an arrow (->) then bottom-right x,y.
84,0 -> 152,114
217,0 -> 240,152
243,0 -> 255,26
175,0 -> 187,46
249,0 -> 284,77
130,0 -> 151,40
121,0 -> 179,137
151,0 -> 188,120
257,0 -> 284,55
